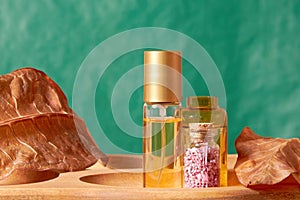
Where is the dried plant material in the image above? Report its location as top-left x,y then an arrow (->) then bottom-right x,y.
0,68 -> 107,182
234,127 -> 300,187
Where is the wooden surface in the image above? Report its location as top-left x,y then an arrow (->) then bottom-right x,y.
0,155 -> 299,200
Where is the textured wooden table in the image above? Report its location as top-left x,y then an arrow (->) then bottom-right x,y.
0,155 -> 299,200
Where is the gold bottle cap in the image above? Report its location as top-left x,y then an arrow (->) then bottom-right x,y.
144,51 -> 182,103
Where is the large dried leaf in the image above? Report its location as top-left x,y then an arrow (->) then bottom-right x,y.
234,127 -> 300,187
0,67 -> 107,181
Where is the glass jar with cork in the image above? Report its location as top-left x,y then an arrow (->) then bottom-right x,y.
182,96 -> 228,188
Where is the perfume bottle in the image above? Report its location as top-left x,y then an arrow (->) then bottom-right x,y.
182,96 -> 228,187
143,50 -> 183,188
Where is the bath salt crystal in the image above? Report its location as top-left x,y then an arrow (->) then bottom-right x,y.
184,145 -> 220,188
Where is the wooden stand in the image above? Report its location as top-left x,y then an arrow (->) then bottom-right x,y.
0,155 -> 299,200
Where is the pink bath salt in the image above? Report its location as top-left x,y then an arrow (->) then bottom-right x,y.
184,146 -> 220,188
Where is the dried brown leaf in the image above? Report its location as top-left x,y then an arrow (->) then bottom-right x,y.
234,127 -> 300,186
0,68 -> 107,181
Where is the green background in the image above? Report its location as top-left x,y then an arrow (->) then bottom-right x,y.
0,0 -> 299,154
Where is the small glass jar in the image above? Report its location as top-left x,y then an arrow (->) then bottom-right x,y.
182,96 -> 228,188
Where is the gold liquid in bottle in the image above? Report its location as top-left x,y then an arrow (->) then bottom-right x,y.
143,117 -> 183,188
219,127 -> 228,186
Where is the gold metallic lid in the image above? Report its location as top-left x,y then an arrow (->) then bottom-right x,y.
144,51 -> 182,103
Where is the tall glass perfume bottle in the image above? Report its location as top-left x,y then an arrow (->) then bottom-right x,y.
143,51 -> 183,188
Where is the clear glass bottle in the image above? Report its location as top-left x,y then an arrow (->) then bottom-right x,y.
182,96 -> 228,188
143,51 -> 183,188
